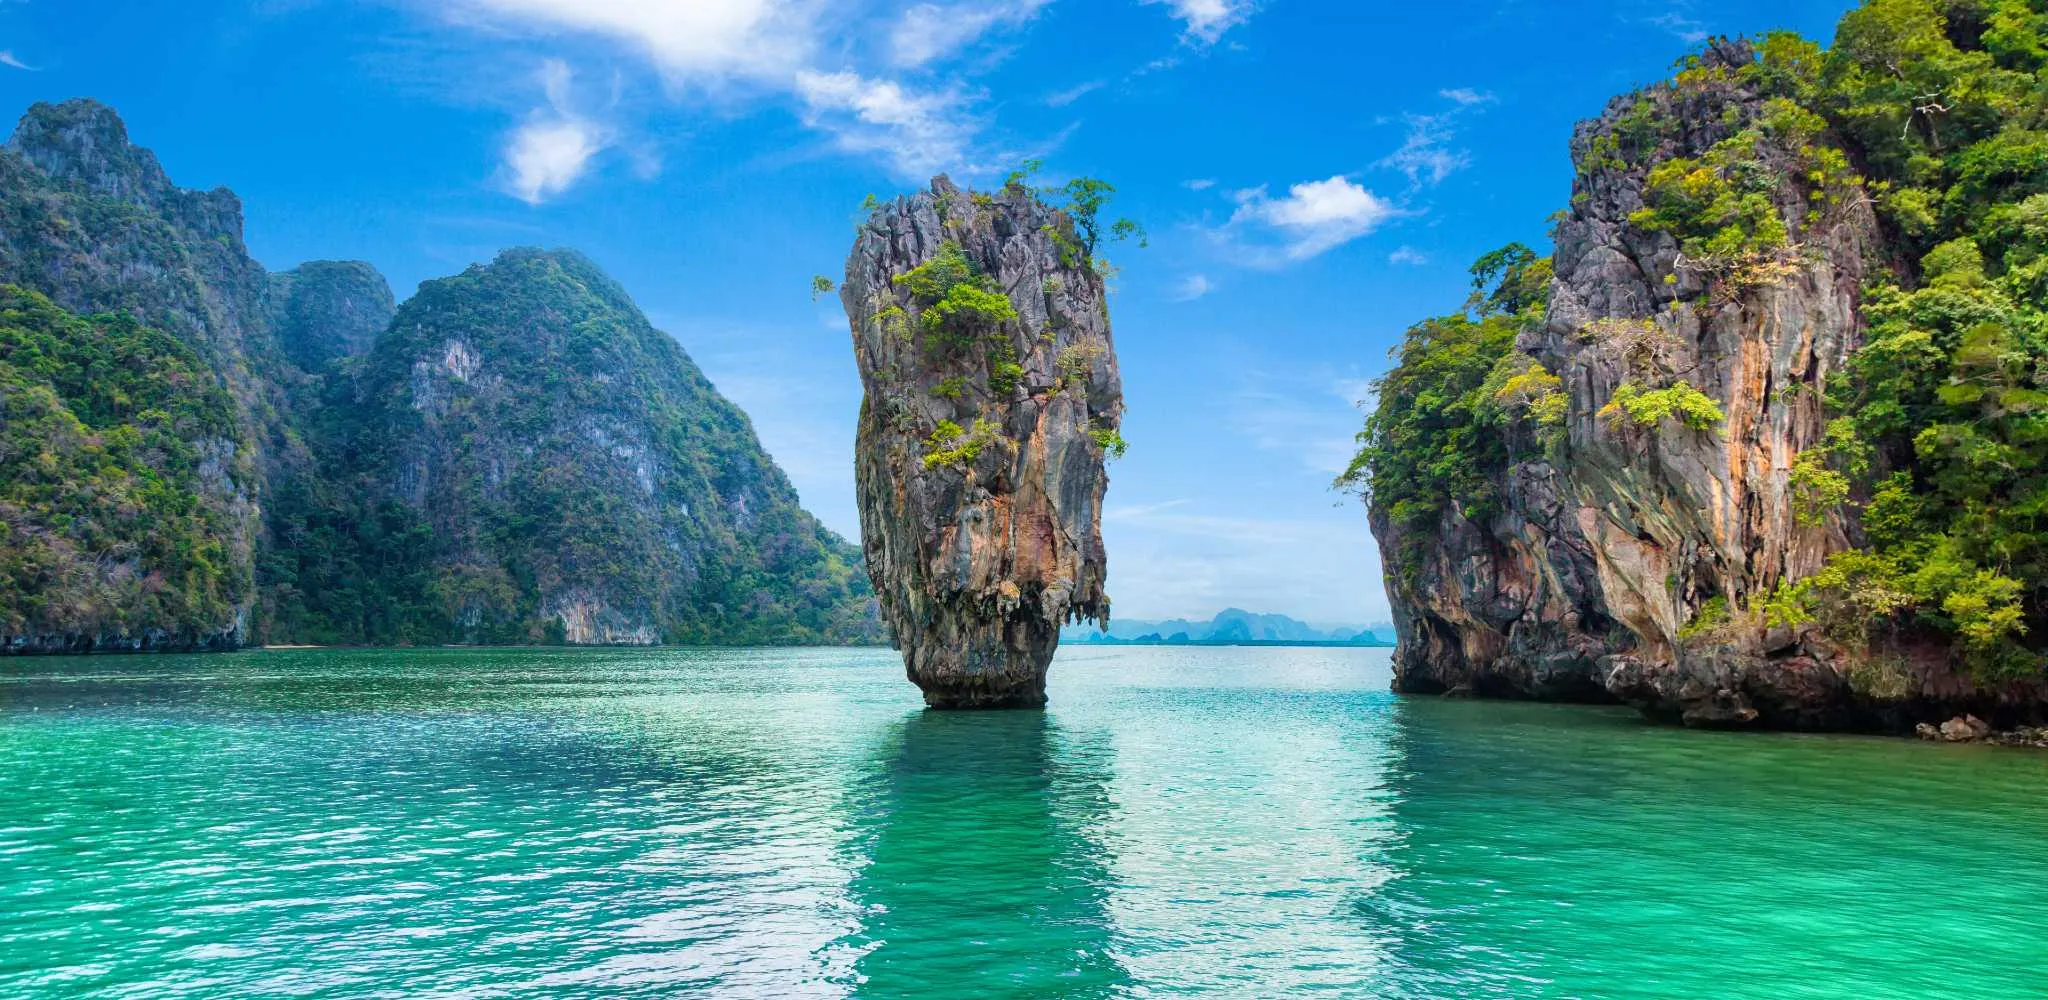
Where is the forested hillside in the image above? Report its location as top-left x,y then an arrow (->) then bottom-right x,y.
0,99 -> 880,651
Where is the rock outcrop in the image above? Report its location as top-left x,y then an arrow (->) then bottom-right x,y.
1370,41 -> 2048,730
844,177 -> 1122,708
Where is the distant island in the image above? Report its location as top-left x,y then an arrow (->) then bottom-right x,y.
1062,609 -> 1393,648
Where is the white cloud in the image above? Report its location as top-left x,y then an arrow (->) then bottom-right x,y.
794,70 -> 980,177
434,0 -> 1018,181
1225,176 -> 1396,263
0,51 -> 35,71
1439,87 -> 1494,106
447,0 -> 808,84
501,60 -> 612,204
1388,246 -> 1428,266
1182,177 -> 1216,190
1377,113 -> 1468,189
1171,274 -> 1213,301
1226,372 -> 1369,475
892,0 -> 1051,68
1143,0 -> 1254,44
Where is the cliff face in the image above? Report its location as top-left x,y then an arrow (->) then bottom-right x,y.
1370,34 -> 2048,730
0,100 -> 278,651
345,248 -> 880,646
0,287 -> 253,653
844,177 -> 1122,708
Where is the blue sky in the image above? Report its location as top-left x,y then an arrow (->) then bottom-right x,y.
0,0 -> 1855,625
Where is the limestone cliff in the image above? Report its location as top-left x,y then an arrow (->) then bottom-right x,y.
342,248 -> 881,646
844,177 -> 1122,708
0,100 -> 277,650
1365,36 -> 2048,731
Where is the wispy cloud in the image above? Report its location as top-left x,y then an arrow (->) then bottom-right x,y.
891,0 -> 1052,68
0,50 -> 35,71
1650,11 -> 1709,43
1170,273 -> 1213,301
1105,498 -> 1192,522
1044,78 -> 1105,107
1218,176 -> 1398,265
794,70 -> 982,178
1439,86 -> 1494,106
1143,0 -> 1256,44
1182,177 -> 1216,191
1377,112 -> 1468,189
1227,369 -> 1370,475
1388,246 -> 1428,266
501,59 -> 612,204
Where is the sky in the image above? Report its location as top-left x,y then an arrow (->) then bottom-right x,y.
0,0 -> 1858,626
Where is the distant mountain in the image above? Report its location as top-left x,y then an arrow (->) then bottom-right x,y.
0,99 -> 880,652
1062,609 -> 1388,645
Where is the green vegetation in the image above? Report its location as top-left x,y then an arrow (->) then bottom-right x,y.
1350,2 -> 2048,678
1627,97 -> 1856,281
1677,596 -> 1733,641
1002,160 -> 1146,273
987,338 -> 1024,396
1057,339 -> 1107,389
271,250 -> 880,647
894,240 -> 1018,350
0,286 -> 249,641
810,275 -> 834,300
1090,426 -> 1128,460
1336,244 -> 1552,574
1735,0 -> 2048,677
1598,380 -> 1726,432
922,418 -> 1000,469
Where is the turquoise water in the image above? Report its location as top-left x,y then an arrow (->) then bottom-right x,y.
3,646 -> 2045,998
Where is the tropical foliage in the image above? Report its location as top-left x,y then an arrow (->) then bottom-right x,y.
1336,244 -> 1553,576
0,287 -> 250,640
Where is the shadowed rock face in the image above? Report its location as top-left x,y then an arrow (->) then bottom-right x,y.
845,176 -> 1122,709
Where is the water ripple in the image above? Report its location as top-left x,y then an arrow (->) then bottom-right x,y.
3,646 -> 2046,997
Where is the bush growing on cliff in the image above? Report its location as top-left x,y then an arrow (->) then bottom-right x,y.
1090,426 -> 1128,460
922,418 -> 1000,469
1599,380 -> 1726,432
896,241 -> 1019,350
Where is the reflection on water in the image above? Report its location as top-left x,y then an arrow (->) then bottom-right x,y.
841,711 -> 1126,996
4,645 -> 2047,998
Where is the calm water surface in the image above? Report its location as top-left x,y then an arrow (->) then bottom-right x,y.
3,646 -> 2045,997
